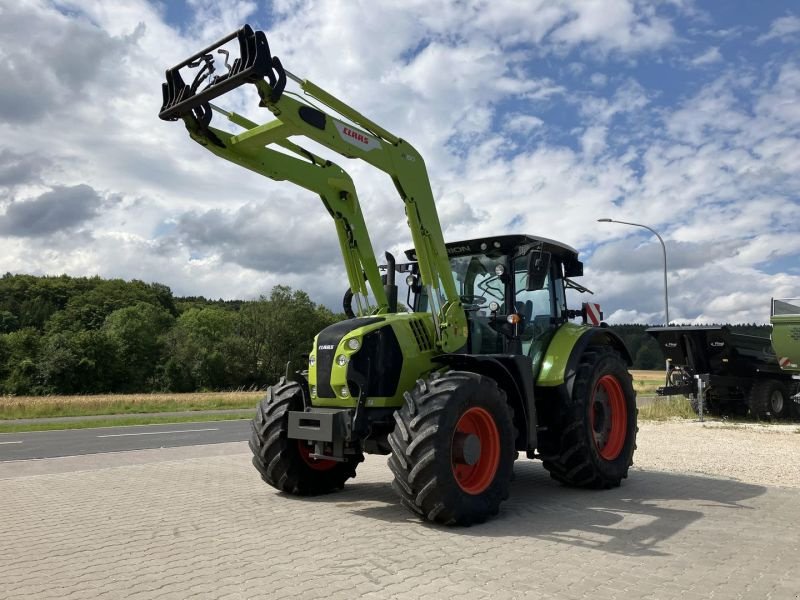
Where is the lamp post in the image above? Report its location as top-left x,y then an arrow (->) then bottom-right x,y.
597,218 -> 670,326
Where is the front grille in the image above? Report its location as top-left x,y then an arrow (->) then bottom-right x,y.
409,318 -> 432,352
315,317 -> 384,398
349,326 -> 403,397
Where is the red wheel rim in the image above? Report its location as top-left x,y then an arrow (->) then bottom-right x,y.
297,441 -> 337,471
591,375 -> 627,460
451,407 -> 500,495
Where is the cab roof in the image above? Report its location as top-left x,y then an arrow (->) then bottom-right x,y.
404,234 -> 583,276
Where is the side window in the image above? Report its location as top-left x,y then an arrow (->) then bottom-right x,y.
552,267 -> 567,320
513,257 -> 557,357
514,270 -> 554,324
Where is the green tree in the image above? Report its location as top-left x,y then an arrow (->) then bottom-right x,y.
237,286 -> 340,386
634,339 -> 664,370
161,307 -> 248,391
103,302 -> 174,391
46,279 -> 177,333
37,330 -> 121,394
2,328 -> 42,394
0,311 -> 18,333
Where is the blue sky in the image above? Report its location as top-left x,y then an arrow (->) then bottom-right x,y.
0,0 -> 798,324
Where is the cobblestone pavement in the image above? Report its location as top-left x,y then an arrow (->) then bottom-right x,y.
2,440 -> 798,600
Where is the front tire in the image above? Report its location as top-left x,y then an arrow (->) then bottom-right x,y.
542,346 -> 637,489
249,379 -> 362,495
387,371 -> 515,526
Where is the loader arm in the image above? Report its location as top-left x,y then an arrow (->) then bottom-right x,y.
184,107 -> 386,315
159,24 -> 467,351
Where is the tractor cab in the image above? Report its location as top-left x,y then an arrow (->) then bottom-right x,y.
406,235 -> 584,369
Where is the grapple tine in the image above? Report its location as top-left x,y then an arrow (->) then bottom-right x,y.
158,24 -> 281,121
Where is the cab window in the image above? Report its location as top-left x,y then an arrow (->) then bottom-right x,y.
513,256 -> 556,357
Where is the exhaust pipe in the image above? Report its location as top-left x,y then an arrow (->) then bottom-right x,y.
384,252 -> 398,313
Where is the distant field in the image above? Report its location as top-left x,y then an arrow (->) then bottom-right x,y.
2,370 -> 666,421
630,370 -> 665,395
0,391 -> 263,420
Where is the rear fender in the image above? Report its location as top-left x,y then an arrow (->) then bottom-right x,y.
538,323 -> 632,397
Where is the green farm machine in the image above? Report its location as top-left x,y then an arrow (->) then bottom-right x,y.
771,298 -> 800,414
771,298 -> 800,375
160,25 -> 638,525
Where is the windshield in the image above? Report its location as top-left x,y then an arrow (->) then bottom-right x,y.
449,253 -> 508,313
415,252 -> 509,315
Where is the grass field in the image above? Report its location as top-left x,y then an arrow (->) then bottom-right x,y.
0,391 -> 263,420
630,369 -> 665,396
637,396 -> 697,420
0,370 -> 673,432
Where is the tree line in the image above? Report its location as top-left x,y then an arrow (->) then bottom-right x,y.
0,273 -> 774,395
0,274 -> 337,395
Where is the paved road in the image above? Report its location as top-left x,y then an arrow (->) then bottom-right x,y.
0,408 -> 254,426
0,419 -> 251,461
2,441 -> 798,600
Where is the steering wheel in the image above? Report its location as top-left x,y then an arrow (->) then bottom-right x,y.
460,295 -> 487,308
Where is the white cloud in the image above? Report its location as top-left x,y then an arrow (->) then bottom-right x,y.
757,14 -> 800,44
0,0 -> 797,327
546,0 -> 676,55
503,114 -> 544,134
689,46 -> 722,67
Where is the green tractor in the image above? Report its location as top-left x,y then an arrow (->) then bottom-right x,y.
159,25 -> 638,525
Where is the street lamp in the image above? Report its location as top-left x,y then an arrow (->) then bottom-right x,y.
597,218 -> 670,326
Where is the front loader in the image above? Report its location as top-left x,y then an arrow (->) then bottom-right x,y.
159,25 -> 638,525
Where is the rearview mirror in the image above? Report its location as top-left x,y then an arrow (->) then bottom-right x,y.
526,251 -> 550,291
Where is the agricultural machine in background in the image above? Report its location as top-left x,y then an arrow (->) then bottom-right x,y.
159,25 -> 638,525
648,326 -> 800,420
771,298 -> 800,374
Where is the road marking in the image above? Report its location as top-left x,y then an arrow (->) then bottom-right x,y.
96,428 -> 219,438
0,440 -> 23,445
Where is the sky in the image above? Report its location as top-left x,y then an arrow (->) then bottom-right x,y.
0,0 -> 798,325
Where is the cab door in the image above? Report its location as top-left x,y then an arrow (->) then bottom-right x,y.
512,255 -> 563,375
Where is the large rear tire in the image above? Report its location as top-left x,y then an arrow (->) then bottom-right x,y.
542,346 -> 637,488
748,379 -> 790,420
387,371 -> 515,526
249,379 -> 362,495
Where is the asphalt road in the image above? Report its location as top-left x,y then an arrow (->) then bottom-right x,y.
0,419 -> 251,462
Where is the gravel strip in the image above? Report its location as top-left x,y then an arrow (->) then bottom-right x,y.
634,419 -> 800,488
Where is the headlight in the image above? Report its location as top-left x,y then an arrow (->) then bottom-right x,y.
336,354 -> 348,366
495,264 -> 505,276
310,385 -> 317,398
308,354 -> 316,367
346,338 -> 360,351
340,386 -> 350,398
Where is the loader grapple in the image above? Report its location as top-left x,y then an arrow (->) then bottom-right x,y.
158,24 -> 285,122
